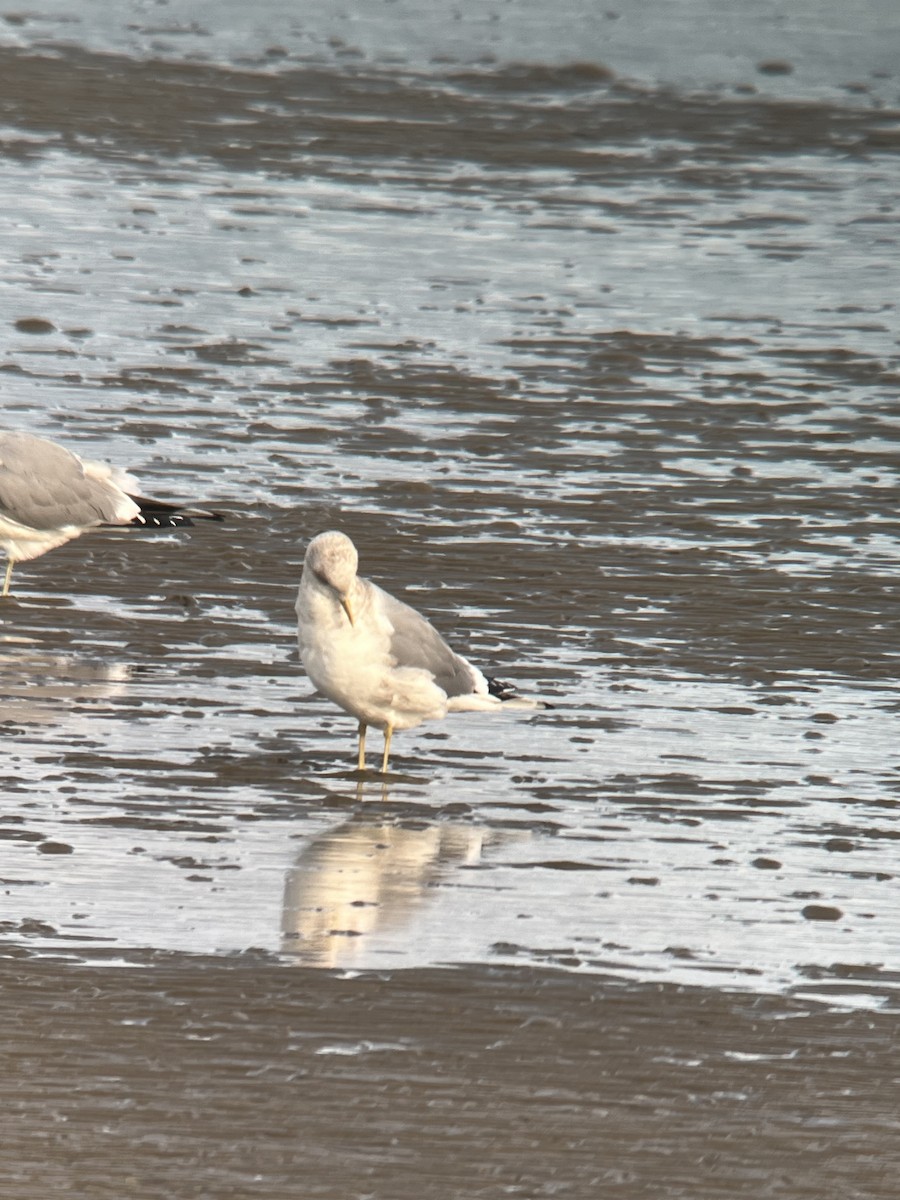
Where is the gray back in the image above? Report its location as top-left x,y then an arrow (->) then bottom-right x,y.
0,431 -> 124,530
374,582 -> 480,698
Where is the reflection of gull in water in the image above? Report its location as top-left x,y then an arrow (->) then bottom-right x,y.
295,530 -> 550,773
0,648 -> 131,727
281,815 -> 521,968
0,429 -> 223,596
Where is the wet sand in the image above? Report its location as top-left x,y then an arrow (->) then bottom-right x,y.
1,1 -> 899,1194
3,953 -> 897,1199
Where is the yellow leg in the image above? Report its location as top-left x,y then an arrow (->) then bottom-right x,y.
381,724 -> 393,775
357,722 -> 367,772
2,559 -> 12,598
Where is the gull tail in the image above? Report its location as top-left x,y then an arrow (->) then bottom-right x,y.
124,495 -> 225,529
487,676 -> 554,709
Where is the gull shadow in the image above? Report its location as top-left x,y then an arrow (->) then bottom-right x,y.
0,646 -> 131,728
280,810 -> 526,967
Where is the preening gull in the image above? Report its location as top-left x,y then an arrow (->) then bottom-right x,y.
0,429 -> 223,596
295,530 -> 549,774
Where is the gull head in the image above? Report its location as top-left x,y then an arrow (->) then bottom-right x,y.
304,531 -> 359,624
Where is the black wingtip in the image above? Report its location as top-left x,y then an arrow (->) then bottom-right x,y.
487,676 -> 518,700
127,495 -> 225,527
487,676 -> 554,709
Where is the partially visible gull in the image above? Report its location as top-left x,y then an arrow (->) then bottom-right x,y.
295,530 -> 550,774
0,429 -> 223,596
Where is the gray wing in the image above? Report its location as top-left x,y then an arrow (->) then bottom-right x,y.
371,581 -> 483,698
0,431 -> 125,530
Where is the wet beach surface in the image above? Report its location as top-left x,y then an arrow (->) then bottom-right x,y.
1,1 -> 899,1195
4,956 -> 897,1199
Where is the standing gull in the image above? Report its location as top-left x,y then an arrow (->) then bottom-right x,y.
295,530 -> 549,774
0,429 -> 223,596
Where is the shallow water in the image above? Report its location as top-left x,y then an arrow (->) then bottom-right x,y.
1,2 -> 898,1195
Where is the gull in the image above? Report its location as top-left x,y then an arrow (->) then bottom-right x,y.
295,530 -> 550,774
0,428 -> 223,596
